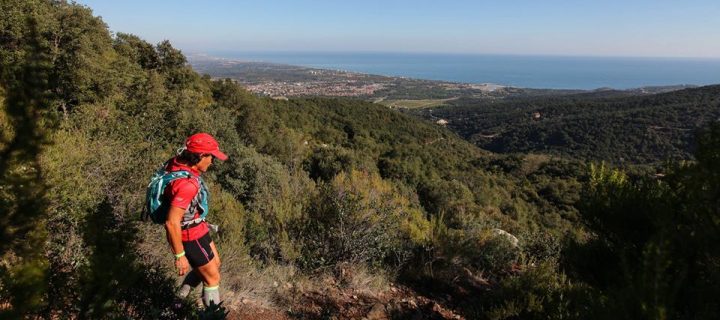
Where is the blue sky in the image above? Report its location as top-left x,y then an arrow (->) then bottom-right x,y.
77,0 -> 720,58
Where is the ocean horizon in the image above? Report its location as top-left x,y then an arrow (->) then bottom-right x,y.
204,51 -> 720,90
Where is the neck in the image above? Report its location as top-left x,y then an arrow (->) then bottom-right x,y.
173,157 -> 201,175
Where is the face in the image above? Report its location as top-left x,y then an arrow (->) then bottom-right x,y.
195,154 -> 214,173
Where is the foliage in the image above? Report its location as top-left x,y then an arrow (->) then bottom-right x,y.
301,170 -> 426,269
563,123 -> 720,319
2,1 -> 718,319
409,86 -> 720,164
0,0 -> 58,316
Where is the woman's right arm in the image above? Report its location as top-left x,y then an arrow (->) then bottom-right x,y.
165,205 -> 190,275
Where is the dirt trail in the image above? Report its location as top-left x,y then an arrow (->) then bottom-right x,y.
225,284 -> 464,320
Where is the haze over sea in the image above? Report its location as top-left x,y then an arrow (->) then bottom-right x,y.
209,52 -> 720,90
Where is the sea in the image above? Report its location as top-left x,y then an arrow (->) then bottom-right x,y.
208,51 -> 720,90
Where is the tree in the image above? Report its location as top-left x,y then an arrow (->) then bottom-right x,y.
0,0 -> 56,315
566,126 -> 720,318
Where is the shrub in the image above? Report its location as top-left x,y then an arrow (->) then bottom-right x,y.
214,146 -> 314,262
301,170 -> 426,269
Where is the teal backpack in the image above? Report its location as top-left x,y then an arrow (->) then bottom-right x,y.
143,163 -> 209,225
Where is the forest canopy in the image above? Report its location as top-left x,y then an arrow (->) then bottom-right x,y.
409,86 -> 720,164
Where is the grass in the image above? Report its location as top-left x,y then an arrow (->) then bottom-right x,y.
380,98 -> 458,109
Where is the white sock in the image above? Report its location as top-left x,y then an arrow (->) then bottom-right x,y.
202,285 -> 221,307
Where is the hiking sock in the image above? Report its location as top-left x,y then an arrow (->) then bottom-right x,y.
202,285 -> 220,307
177,271 -> 202,298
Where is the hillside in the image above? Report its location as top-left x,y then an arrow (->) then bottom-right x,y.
2,1 -> 719,319
0,1 -> 583,318
409,85 -> 720,164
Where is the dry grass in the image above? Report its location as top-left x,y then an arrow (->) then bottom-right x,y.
223,262 -> 297,310
381,98 -> 457,109
336,263 -> 390,296
134,225 -> 393,316
275,263 -> 391,305
134,223 -> 296,311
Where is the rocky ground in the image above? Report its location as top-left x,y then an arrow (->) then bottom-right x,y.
226,283 -> 464,320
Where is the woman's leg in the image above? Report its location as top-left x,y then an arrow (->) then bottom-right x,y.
195,242 -> 221,306
209,241 -> 221,267
196,255 -> 221,286
178,270 -> 202,298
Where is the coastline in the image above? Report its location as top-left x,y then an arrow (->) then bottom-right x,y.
190,51 -> 720,90
188,54 -> 698,106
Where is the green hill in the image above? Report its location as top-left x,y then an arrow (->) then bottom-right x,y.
410,86 -> 720,164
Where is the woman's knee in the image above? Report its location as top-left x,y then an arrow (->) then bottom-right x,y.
198,259 -> 221,285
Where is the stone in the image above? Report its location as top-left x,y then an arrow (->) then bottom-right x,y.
366,303 -> 387,320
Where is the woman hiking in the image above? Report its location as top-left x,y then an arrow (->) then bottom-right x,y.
163,133 -> 227,307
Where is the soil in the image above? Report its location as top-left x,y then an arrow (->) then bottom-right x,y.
226,284 -> 464,320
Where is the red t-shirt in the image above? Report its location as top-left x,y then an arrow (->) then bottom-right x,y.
164,157 -> 209,241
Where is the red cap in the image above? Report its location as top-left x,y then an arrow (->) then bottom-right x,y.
185,133 -> 228,161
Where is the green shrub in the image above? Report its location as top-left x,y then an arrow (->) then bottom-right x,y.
301,170 -> 426,269
214,146 -> 314,262
303,145 -> 355,181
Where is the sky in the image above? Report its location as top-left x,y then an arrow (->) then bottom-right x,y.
76,0 -> 720,58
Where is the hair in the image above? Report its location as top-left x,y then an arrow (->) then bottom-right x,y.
176,149 -> 205,166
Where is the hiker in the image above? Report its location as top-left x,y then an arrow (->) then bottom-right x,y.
163,133 -> 228,307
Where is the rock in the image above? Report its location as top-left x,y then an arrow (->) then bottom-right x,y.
431,302 -> 442,313
408,299 -> 417,308
366,303 -> 387,320
492,228 -> 520,247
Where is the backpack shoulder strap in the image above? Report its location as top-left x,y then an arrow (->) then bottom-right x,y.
179,175 -> 210,227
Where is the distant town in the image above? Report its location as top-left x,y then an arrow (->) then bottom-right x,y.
188,54 -> 697,109
188,54 -> 514,108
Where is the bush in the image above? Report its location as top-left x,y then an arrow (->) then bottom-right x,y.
303,145 -> 355,181
214,145 -> 314,262
301,170 -> 426,269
